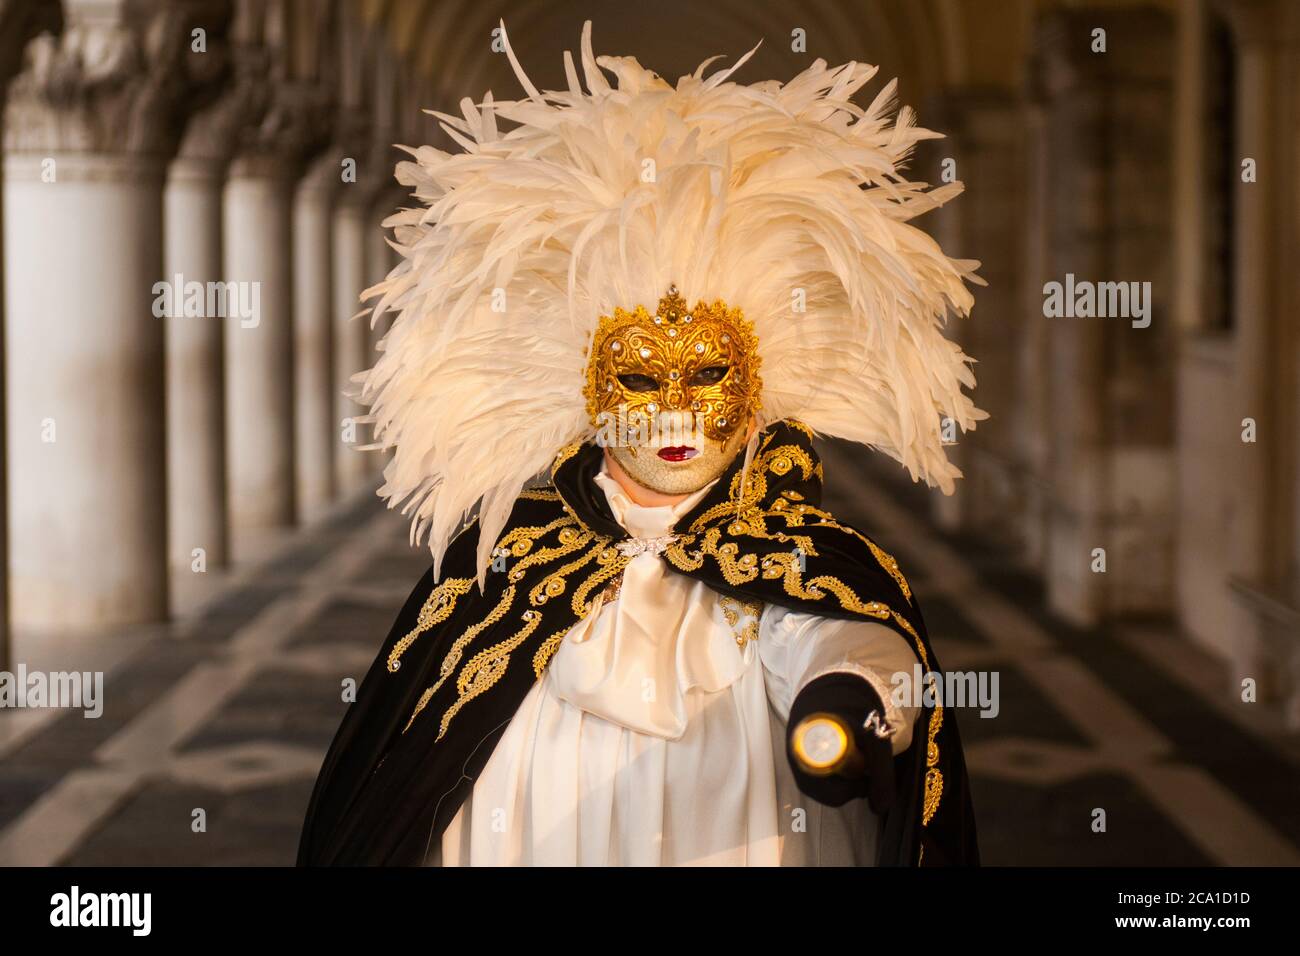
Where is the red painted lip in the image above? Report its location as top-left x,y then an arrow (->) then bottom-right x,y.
657,446 -> 698,462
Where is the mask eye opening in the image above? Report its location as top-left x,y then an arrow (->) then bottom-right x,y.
617,373 -> 659,393
688,365 -> 729,387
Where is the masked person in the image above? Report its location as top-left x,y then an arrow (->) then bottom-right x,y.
298,22 -> 983,867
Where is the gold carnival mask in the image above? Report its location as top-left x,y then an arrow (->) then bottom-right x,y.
583,286 -> 763,495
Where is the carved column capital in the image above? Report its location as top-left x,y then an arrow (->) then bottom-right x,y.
3,0 -> 231,156
230,82 -> 334,179
175,38 -> 265,164
0,0 -> 61,90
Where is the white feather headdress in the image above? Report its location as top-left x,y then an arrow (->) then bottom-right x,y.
361,21 -> 984,581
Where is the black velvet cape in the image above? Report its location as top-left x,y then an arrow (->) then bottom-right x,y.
298,420 -> 978,866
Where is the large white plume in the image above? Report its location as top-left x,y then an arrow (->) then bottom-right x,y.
359,20 -> 985,582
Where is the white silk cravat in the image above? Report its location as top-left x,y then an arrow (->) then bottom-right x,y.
546,466 -> 752,739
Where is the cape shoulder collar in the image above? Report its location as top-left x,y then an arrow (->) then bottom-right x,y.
548,419 -> 912,610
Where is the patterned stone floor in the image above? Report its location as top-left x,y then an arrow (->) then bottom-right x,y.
1,443 -> 1297,866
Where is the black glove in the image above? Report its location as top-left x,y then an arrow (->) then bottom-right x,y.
786,672 -> 897,813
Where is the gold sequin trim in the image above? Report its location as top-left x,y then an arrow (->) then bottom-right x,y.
549,439 -> 584,480
518,487 -> 561,501
866,540 -> 912,603
786,419 -> 816,442
886,609 -> 943,826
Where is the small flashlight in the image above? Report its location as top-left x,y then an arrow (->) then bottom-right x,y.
790,712 -> 865,777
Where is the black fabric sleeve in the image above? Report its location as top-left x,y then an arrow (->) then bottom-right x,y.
785,671 -> 898,814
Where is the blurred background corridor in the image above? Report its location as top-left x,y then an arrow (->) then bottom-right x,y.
0,0 -> 1297,865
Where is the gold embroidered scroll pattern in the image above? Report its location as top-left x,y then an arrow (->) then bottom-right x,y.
394,515 -> 576,678
496,515 -> 577,558
866,540 -> 913,604
718,595 -> 763,647
531,628 -> 568,678
402,584 -> 517,733
387,576 -> 474,673
529,549 -> 628,679
802,509 -> 913,604
440,548 -> 631,735
785,419 -> 816,442
666,527 -> 759,586
507,526 -> 594,584
681,422 -> 939,829
437,609 -> 544,741
725,502 -> 819,557
529,540 -> 606,607
663,438 -> 824,584
431,538 -> 627,735
399,510 -> 636,739
571,547 -> 630,617
773,498 -> 913,605
758,551 -> 894,619
684,437 -> 816,532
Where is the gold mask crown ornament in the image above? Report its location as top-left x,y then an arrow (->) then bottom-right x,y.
583,285 -> 763,444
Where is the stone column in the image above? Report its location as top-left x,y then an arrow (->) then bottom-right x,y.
220,66 -> 329,555
1219,0 -> 1300,722
162,59 -> 258,593
5,154 -> 169,630
2,4 -> 204,632
325,119 -> 394,495
1171,0 -> 1209,336
920,92 -> 1025,545
293,154 -> 340,520
1033,8 -> 1177,626
328,18 -> 390,496
331,190 -> 372,495
1015,101 -> 1053,570
164,150 -> 228,582
0,0 -> 60,664
223,153 -> 297,556
1169,0 -> 1237,660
